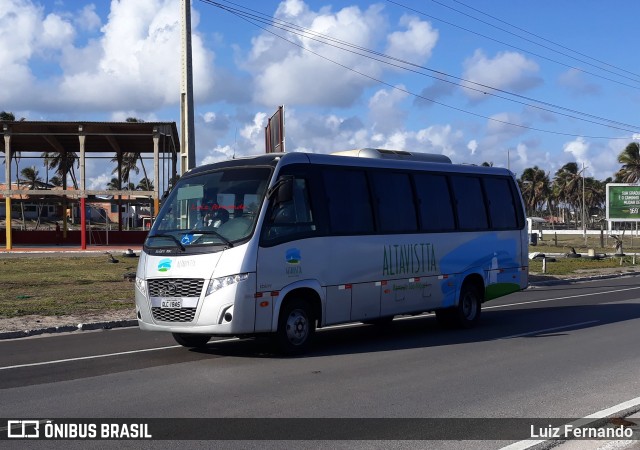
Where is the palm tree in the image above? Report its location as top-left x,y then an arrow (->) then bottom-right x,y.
0,111 -> 16,121
584,177 -> 606,226
552,162 -> 582,225
40,151 -> 78,231
110,117 -> 150,188
41,151 -> 79,189
107,177 -> 121,190
20,166 -> 42,189
616,142 -> 640,183
107,178 -> 135,190
49,176 -> 62,187
126,117 -> 149,184
519,166 -> 551,217
137,177 -> 154,191
20,166 -> 44,228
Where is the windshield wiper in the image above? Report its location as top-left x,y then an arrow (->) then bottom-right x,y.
194,230 -> 234,248
147,233 -> 185,251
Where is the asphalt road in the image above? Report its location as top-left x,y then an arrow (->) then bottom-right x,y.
1,277 -> 640,449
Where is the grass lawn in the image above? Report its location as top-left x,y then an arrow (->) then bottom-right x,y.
528,255 -> 640,276
530,232 -> 640,255
0,255 -> 138,318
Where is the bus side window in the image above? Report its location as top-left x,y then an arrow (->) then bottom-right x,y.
263,178 -> 316,242
482,177 -> 518,229
450,175 -> 489,230
323,169 -> 374,234
413,173 -> 456,232
370,171 -> 418,233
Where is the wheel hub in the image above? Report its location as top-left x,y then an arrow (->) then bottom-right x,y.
286,310 -> 308,345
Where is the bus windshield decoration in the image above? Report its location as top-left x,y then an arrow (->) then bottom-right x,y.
134,150 -> 528,355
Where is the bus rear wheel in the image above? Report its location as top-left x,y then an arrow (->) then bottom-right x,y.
436,282 -> 481,329
172,333 -> 211,348
275,299 -> 315,355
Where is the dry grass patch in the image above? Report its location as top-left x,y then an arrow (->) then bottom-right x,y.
0,256 -> 137,318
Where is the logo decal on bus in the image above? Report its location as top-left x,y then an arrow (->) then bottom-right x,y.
158,258 -> 172,272
285,248 -> 302,276
286,248 -> 301,265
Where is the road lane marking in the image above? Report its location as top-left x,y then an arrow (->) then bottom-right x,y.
499,395 -> 640,450
0,338 -> 238,371
485,286 -> 640,310
494,320 -> 600,340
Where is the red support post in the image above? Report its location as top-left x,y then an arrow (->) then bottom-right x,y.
80,197 -> 86,249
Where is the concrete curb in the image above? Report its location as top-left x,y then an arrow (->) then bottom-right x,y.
529,271 -> 640,287
0,319 -> 137,340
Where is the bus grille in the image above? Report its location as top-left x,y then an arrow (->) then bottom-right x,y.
152,307 -> 197,323
148,278 -> 204,297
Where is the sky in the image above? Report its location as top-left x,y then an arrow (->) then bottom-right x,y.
2,0 -> 640,189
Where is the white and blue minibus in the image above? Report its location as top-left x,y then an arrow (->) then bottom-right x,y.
134,149 -> 528,353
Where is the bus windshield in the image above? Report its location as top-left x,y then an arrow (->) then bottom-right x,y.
147,167 -> 271,251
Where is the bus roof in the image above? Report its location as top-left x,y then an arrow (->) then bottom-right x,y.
331,148 -> 452,164
184,151 -> 514,178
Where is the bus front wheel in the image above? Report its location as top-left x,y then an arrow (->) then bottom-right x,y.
172,333 -> 211,348
275,299 -> 315,355
436,282 -> 481,329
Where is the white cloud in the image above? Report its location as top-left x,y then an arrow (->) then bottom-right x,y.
75,4 -> 102,32
557,137 -> 623,181
558,68 -> 601,96
368,87 -> 408,134
414,124 -> 463,159
247,1 -> 387,107
58,0 -> 214,112
415,74 -> 457,107
482,111 -> 529,149
39,12 -> 75,49
201,145 -> 236,166
88,173 -> 111,190
467,139 -> 478,155
516,142 -> 528,166
385,15 -> 438,63
0,0 -> 48,102
462,49 -> 541,101
1,0 -> 215,115
563,137 -> 590,169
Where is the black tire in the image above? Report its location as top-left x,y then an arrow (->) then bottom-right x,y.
275,299 -> 315,355
436,282 -> 482,329
172,333 -> 211,348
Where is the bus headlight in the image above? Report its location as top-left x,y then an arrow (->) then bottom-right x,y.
135,276 -> 146,296
206,273 -> 249,296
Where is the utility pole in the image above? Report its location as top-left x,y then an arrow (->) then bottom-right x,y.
582,162 -> 587,239
180,0 -> 196,174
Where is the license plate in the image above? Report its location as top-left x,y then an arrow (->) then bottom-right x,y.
161,299 -> 182,309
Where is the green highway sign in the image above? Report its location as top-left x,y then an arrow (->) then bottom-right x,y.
607,184 -> 640,220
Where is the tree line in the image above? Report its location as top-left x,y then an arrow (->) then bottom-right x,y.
514,142 -> 640,227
